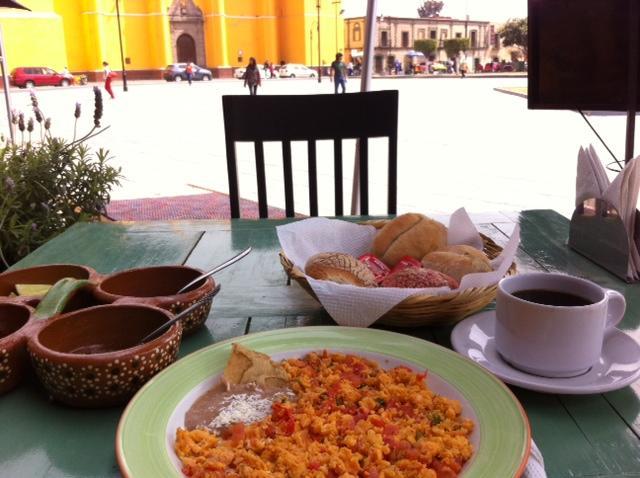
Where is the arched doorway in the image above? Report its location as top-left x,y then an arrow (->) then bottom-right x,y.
177,34 -> 196,63
169,0 -> 206,67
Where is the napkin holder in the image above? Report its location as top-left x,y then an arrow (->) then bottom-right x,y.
568,198 -> 639,282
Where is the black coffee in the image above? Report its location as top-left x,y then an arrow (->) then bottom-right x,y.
512,289 -> 593,306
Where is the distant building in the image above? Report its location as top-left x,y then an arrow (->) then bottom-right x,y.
2,0 -> 344,80
345,15 -> 503,73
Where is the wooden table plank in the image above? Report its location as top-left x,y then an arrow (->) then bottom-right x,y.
9,222 -> 204,275
560,395 -> 640,475
512,389 -> 609,478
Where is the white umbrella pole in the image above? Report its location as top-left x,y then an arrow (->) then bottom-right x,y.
350,0 -> 378,215
0,24 -> 14,143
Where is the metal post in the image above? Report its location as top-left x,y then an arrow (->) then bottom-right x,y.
625,0 -> 639,163
0,25 -> 14,143
310,28 -> 313,67
350,0 -> 379,214
332,0 -> 341,53
317,0 -> 322,83
115,0 -> 128,92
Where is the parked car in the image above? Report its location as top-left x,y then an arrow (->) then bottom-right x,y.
10,67 -> 73,88
163,63 -> 212,82
278,63 -> 317,78
233,65 -> 276,80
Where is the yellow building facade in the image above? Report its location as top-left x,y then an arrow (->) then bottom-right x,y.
2,0 -> 345,78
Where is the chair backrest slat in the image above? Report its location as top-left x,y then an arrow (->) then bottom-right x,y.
224,128 -> 241,219
222,91 -> 398,218
333,138 -> 343,216
358,137 -> 369,216
388,132 -> 398,215
254,141 -> 268,219
307,140 -> 319,217
282,140 -> 295,217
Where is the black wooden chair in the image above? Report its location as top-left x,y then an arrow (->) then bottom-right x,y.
222,90 -> 398,218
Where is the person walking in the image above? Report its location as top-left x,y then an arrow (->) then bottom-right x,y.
102,61 -> 115,99
244,57 -> 261,95
460,61 -> 468,78
330,52 -> 347,94
185,62 -> 194,85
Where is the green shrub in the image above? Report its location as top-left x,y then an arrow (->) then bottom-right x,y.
414,39 -> 438,57
443,38 -> 470,58
0,88 -> 122,269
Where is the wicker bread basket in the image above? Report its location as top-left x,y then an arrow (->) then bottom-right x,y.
279,219 -> 516,327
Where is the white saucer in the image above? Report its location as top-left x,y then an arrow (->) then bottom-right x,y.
451,310 -> 640,394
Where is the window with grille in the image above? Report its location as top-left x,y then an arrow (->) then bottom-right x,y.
401,31 -> 409,47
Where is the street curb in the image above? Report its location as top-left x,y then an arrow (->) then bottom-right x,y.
371,73 -> 528,80
5,74 -> 528,93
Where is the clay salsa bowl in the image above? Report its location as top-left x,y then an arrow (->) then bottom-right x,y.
27,303 -> 182,408
93,266 -> 216,335
0,301 -> 34,394
0,264 -> 100,306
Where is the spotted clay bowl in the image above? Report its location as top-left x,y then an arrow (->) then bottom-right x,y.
0,302 -> 34,395
93,266 -> 216,335
0,264 -> 100,307
27,304 -> 182,408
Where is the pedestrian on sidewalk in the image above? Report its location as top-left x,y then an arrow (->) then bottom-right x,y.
331,52 -> 347,94
185,62 -> 194,85
102,61 -> 115,99
244,57 -> 261,95
460,61 -> 468,78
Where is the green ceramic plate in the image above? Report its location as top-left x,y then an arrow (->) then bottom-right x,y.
116,327 -> 531,477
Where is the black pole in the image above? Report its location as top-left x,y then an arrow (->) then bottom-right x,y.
115,0 -> 128,92
625,0 -> 638,163
317,0 -> 322,83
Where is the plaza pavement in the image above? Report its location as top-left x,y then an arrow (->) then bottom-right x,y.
3,76 -> 634,220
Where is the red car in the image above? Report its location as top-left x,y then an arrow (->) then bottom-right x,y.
10,67 -> 73,88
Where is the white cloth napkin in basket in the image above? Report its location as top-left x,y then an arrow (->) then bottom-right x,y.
277,208 -> 520,327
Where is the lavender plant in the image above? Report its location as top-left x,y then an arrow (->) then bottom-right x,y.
0,88 -> 122,269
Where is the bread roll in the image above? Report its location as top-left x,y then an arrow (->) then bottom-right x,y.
381,267 -> 458,289
372,213 -> 447,267
421,246 -> 491,282
305,252 -> 377,287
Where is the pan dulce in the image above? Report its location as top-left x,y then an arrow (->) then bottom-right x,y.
304,213 -> 492,289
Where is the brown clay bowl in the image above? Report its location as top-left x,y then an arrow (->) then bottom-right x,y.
0,301 -> 35,395
93,266 -> 216,335
0,264 -> 101,306
27,304 -> 182,408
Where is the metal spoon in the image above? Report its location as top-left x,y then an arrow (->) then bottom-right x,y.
140,283 -> 222,344
176,247 -> 252,295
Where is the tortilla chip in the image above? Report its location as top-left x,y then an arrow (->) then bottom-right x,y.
15,284 -> 52,297
223,343 -> 289,389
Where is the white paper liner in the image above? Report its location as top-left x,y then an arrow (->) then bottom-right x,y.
277,208 -> 520,327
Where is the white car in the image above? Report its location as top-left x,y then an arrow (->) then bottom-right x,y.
233,66 -> 277,79
278,63 -> 317,78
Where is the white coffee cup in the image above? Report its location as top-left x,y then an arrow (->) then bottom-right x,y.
495,272 -> 626,378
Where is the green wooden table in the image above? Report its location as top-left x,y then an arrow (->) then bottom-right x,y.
1,210 -> 639,478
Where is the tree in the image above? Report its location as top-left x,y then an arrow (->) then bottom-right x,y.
443,38 -> 470,59
417,1 -> 444,18
414,39 -> 438,58
498,18 -> 528,56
